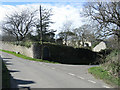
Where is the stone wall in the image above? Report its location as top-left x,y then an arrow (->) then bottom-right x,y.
33,43 -> 98,64
0,41 -> 34,58
0,41 -> 98,64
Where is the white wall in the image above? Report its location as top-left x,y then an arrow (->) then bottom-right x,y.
93,41 -> 106,52
0,41 -> 34,58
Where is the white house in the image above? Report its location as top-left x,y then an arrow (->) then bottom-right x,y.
93,41 -> 107,52
63,40 -> 92,48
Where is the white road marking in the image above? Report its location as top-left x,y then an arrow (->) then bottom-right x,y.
6,62 -> 12,64
18,84 -> 30,87
65,65 -> 75,67
88,80 -> 96,83
68,73 -> 75,76
77,76 -> 85,79
39,63 -> 42,64
103,86 -> 110,88
52,68 -> 55,69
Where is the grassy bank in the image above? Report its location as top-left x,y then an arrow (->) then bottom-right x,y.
88,66 -> 120,87
2,61 -> 10,88
0,49 -> 59,64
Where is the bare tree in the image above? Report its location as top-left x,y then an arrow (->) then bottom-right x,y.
83,2 -> 120,43
73,24 -> 96,47
35,6 -> 54,42
2,9 -> 37,41
58,31 -> 75,45
105,35 -> 118,49
58,20 -> 74,45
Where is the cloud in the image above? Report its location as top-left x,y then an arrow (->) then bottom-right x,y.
0,3 -> 85,35
50,5 -> 84,32
0,0 -> 87,2
1,0 -> 117,3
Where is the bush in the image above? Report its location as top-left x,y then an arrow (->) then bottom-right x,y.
101,49 -> 120,78
98,49 -> 113,56
94,49 -> 113,64
88,66 -> 120,87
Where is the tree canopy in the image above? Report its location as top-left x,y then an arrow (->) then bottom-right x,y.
2,9 -> 37,41
83,2 -> 120,42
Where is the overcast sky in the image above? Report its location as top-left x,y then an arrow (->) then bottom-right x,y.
0,0 -> 90,36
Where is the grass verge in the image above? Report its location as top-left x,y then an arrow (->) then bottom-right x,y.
2,61 -> 10,88
0,49 -> 59,64
88,66 -> 120,87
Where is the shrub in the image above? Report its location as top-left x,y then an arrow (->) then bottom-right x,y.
98,48 -> 113,56
94,49 -> 113,64
101,49 -> 120,78
88,66 -> 120,87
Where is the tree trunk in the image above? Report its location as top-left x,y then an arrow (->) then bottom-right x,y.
16,36 -> 19,41
19,36 -> 24,41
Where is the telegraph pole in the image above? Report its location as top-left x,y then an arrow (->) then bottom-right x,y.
39,5 -> 43,59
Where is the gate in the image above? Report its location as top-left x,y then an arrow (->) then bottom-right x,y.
43,47 -> 50,59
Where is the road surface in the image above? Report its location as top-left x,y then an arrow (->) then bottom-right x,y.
1,51 -> 112,88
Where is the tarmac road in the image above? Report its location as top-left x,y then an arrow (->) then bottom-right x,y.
0,51 -> 112,88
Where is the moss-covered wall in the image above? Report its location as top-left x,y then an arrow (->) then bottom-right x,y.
1,41 -> 98,64
33,43 -> 98,64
